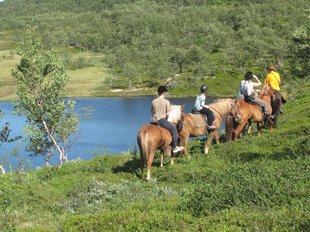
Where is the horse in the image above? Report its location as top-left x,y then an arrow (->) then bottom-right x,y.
271,89 -> 285,128
178,98 -> 234,156
137,105 -> 184,181
226,84 -> 275,141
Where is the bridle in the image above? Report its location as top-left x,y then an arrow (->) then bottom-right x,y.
175,113 -> 184,132
230,100 -> 241,122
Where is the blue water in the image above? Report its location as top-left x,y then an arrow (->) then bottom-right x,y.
0,96 -> 220,170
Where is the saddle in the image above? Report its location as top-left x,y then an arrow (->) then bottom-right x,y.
191,109 -> 200,114
150,121 -> 183,132
150,121 -> 160,126
244,95 -> 256,104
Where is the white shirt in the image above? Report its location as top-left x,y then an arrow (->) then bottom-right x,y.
239,80 -> 261,96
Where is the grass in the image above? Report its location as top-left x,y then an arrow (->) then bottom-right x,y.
0,44 -> 246,100
66,66 -> 111,97
0,80 -> 309,231
0,48 -> 114,100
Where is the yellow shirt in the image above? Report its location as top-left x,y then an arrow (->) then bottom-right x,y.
264,71 -> 281,91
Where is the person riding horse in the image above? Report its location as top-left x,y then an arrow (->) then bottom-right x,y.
193,85 -> 216,130
239,71 -> 274,120
150,86 -> 184,153
264,64 -> 285,127
264,64 -> 284,111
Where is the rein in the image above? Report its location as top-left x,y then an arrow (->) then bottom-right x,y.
210,106 -> 223,118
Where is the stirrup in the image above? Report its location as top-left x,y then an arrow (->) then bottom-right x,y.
266,114 -> 274,120
207,125 -> 216,130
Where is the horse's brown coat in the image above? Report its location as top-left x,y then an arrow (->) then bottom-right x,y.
178,99 -> 234,155
226,84 -> 274,140
137,125 -> 172,180
137,105 -> 183,180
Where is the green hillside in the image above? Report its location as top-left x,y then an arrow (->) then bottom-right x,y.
0,0 -> 309,99
0,80 -> 309,231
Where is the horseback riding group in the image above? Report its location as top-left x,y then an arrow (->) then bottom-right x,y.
137,64 -> 286,180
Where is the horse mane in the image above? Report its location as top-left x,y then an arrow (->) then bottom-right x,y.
214,98 -> 233,102
259,84 -> 273,98
168,105 -> 183,123
209,98 -> 234,116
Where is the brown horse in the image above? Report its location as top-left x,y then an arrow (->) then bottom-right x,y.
178,98 -> 234,156
137,105 -> 184,181
226,84 -> 274,141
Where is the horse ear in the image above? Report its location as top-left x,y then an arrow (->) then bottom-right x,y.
181,104 -> 185,111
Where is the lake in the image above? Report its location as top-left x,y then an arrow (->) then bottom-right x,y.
0,96 -> 223,170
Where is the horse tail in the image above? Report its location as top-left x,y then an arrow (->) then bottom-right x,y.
225,114 -> 234,142
137,128 -> 149,168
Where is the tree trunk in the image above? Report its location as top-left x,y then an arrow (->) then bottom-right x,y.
42,120 -> 66,165
0,165 -> 5,174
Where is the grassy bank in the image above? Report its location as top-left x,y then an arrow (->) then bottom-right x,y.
0,49 -> 114,101
0,81 -> 309,231
0,47 -> 249,100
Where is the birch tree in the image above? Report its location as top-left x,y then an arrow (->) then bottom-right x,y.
12,32 -> 79,165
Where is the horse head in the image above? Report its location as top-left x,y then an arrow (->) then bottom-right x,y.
210,98 -> 234,120
230,99 -> 241,122
166,104 -> 184,135
168,104 -> 184,125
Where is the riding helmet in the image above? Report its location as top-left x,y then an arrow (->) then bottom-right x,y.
200,85 -> 208,93
157,86 -> 168,95
244,71 -> 254,81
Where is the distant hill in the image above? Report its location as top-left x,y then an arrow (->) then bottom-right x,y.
0,0 -> 309,97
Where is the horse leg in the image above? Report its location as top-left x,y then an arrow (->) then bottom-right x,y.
247,121 -> 252,134
225,115 -> 234,142
273,115 -> 278,128
205,129 -> 220,154
146,152 -> 155,181
179,133 -> 191,160
267,118 -> 274,131
205,131 -> 212,154
257,122 -> 262,136
234,120 -> 248,140
160,150 -> 164,167
166,146 -> 174,165
213,130 -> 220,144
159,147 -> 174,167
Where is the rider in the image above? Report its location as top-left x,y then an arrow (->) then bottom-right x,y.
264,64 -> 284,113
151,86 -> 184,153
239,71 -> 274,119
194,85 -> 216,130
